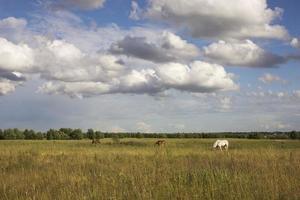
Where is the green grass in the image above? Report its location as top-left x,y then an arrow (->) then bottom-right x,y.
0,139 -> 299,200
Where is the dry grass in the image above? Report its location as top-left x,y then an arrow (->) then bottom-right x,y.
0,139 -> 299,200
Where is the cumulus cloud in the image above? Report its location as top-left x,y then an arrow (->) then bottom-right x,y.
291,38 -> 300,48
0,79 -> 18,96
0,17 -> 27,29
38,70 -> 160,98
0,37 -> 35,72
203,40 -> 286,67
110,31 -> 199,63
38,44 -> 125,82
0,14 -> 237,98
245,89 -> 300,100
129,1 -> 141,20
0,17 -> 38,44
38,81 -> 111,98
145,0 -> 289,40
0,70 -> 26,81
218,97 -> 232,111
31,11 -> 171,53
259,73 -> 286,84
136,121 -> 152,133
38,60 -> 237,98
156,61 -> 238,93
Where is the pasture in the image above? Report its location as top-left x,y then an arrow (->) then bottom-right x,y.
0,139 -> 299,200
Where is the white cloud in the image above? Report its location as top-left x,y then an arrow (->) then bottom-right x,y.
245,89 -> 300,101
259,73 -> 286,84
31,11 -> 185,54
38,81 -> 111,98
145,0 -> 289,40
50,0 -> 106,10
0,17 -> 38,44
116,69 -> 162,94
261,121 -> 291,131
136,121 -> 152,133
38,60 -> 237,98
0,79 -> 17,95
0,17 -> 27,30
0,15 -> 237,98
0,37 -> 35,72
129,1 -> 141,20
203,40 -> 286,67
110,31 -> 199,63
46,40 -> 83,61
172,123 -> 185,130
30,11 -> 126,53
292,90 -> 300,98
218,97 -> 232,111
109,126 -> 126,133
156,61 -> 238,93
291,38 -> 300,48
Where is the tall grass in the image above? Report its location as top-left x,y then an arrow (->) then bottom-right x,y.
0,139 -> 299,200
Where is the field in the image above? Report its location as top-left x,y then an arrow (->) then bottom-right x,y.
0,139 -> 299,200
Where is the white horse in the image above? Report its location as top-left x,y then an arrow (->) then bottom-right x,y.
213,140 -> 229,151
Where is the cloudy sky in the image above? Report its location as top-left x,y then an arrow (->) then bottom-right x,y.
0,0 -> 300,132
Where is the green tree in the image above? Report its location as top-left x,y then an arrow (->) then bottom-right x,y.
87,129 -> 95,139
70,129 -> 83,140
95,131 -> 104,139
0,129 -> 4,140
24,129 -> 37,139
59,128 -> 73,137
3,129 -> 16,139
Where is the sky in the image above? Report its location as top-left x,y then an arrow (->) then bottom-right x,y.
0,0 -> 300,132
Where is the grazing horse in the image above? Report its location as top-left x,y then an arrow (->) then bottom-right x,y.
213,140 -> 229,151
92,138 -> 100,144
155,140 -> 166,146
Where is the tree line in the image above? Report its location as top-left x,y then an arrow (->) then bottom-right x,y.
0,128 -> 299,140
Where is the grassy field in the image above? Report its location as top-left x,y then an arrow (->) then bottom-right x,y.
0,139 -> 299,200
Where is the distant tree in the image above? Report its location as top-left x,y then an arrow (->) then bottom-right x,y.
35,132 -> 45,140
136,132 -> 144,138
69,129 -> 83,140
95,131 -> 104,139
0,129 -> 4,140
3,129 -> 16,139
289,131 -> 300,139
24,129 -> 37,139
87,129 -> 95,139
159,134 -> 167,138
59,128 -> 73,137
14,128 -> 23,139
247,133 -> 263,139
46,129 -> 55,140
46,129 -> 69,140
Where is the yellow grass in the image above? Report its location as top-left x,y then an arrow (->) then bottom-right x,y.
0,139 -> 299,200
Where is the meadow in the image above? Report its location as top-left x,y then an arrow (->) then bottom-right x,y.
0,139 -> 299,200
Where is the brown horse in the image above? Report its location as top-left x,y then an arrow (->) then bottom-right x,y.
92,138 -> 100,144
155,140 -> 166,146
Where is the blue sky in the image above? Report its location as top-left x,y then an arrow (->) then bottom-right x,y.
0,0 -> 299,132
